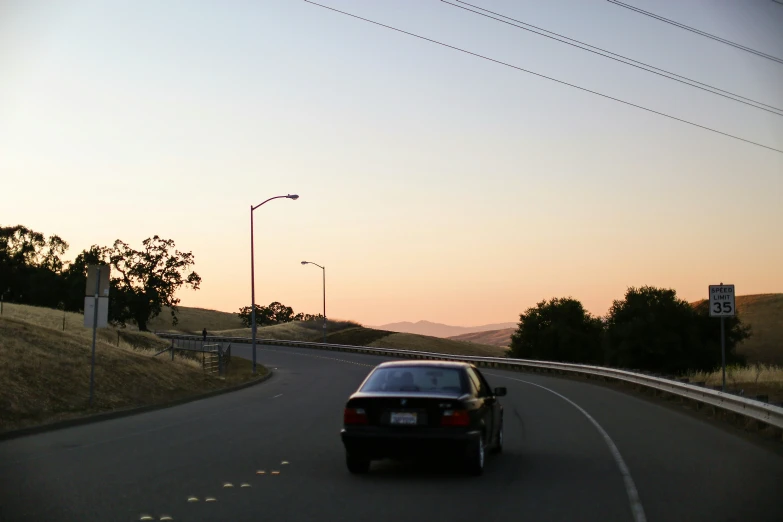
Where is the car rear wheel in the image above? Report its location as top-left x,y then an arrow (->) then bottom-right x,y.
465,436 -> 485,476
346,452 -> 370,474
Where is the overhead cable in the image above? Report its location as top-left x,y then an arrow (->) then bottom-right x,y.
303,1 -> 783,155
607,0 -> 783,65
444,0 -> 783,117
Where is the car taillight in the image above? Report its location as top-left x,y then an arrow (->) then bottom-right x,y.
440,409 -> 469,426
344,407 -> 368,425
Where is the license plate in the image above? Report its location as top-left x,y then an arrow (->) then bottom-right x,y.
390,412 -> 417,425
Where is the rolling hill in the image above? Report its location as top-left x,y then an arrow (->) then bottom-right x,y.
693,294 -> 783,365
212,323 -> 508,358
147,306 -> 243,333
449,328 -> 515,347
0,305 -> 262,434
375,320 -> 517,338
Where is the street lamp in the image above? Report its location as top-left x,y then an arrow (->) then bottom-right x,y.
301,261 -> 326,343
250,194 -> 299,374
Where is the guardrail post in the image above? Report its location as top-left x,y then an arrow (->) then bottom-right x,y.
218,345 -> 224,376
171,339 -> 174,361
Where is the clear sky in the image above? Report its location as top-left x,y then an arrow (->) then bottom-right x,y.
2,0 -> 782,326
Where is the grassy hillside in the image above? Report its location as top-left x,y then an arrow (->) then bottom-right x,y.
148,306 -> 244,333
212,322 -> 507,357
692,294 -> 783,365
0,306 -> 262,434
214,319 -> 360,341
449,328 -> 515,347
1,302 -> 167,351
369,332 -> 507,357
376,320 -> 517,338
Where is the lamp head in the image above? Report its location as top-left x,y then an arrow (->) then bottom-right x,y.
287,194 -> 300,200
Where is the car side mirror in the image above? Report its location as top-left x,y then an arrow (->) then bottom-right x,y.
494,387 -> 507,397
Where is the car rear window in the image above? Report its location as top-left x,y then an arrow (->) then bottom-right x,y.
361,366 -> 466,394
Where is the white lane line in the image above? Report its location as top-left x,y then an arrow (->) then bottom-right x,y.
273,394 -> 283,398
488,373 -> 647,522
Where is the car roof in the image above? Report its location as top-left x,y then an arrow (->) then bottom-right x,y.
375,360 -> 472,370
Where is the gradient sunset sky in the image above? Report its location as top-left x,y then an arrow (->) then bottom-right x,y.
2,0 -> 782,326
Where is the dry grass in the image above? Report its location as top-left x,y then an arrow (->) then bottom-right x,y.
215,323 -> 508,358
687,364 -> 783,403
369,333 -> 508,357
0,313 -> 264,434
449,328 -> 515,347
734,294 -> 783,365
215,319 -> 360,341
1,302 -> 168,353
692,293 -> 783,365
148,306 -> 244,333
215,323 -> 318,341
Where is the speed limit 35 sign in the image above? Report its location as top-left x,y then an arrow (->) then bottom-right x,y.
709,284 -> 735,317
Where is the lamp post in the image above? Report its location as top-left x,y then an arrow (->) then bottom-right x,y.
301,261 -> 326,343
250,194 -> 299,374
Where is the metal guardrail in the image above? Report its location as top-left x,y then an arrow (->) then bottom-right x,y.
155,333 -> 783,431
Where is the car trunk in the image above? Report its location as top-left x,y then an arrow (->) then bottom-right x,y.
347,393 -> 464,428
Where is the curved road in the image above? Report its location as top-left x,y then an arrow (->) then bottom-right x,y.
1,345 -> 782,522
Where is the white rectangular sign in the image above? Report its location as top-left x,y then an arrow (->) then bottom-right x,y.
85,265 -> 111,297
709,284 -> 735,317
84,296 -> 109,328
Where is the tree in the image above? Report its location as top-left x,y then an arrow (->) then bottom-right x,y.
238,304 -> 274,327
0,225 -> 69,307
604,286 -> 749,374
238,301 -> 297,327
107,236 -> 201,331
508,297 -> 604,364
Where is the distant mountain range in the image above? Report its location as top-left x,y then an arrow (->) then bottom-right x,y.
373,320 -> 517,338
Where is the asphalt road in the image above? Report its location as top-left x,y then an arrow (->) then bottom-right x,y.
1,344 -> 782,522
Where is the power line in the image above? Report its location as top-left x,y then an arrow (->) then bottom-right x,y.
303,1 -> 783,155
445,0 -> 783,116
607,0 -> 783,65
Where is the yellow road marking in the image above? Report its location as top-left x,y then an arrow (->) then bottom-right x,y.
223,483 -> 233,488
140,517 -> 154,521
271,470 -> 280,475
187,497 -> 199,502
160,517 -> 173,521
281,461 -> 289,465
256,470 -> 266,475
205,497 -> 217,502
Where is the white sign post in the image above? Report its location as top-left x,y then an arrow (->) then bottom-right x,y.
709,284 -> 735,392
85,265 -> 110,407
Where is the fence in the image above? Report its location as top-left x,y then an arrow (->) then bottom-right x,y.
155,332 -> 783,433
156,338 -> 231,376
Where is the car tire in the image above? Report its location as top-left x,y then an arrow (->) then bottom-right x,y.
491,418 -> 503,454
465,436 -> 485,476
346,452 -> 370,474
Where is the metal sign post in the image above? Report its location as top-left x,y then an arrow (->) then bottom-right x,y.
709,283 -> 735,392
85,265 -> 110,407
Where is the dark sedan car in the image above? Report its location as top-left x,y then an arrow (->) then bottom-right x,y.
341,360 -> 506,475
